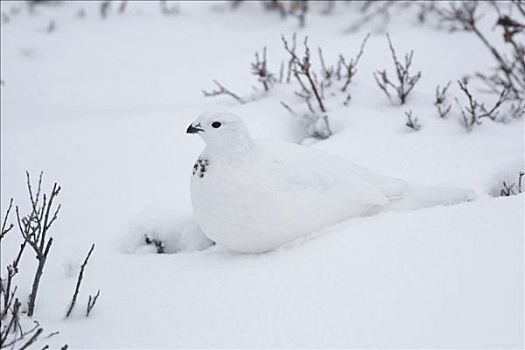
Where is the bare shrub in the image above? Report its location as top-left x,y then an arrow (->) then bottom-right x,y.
282,34 -> 331,139
251,47 -> 275,92
15,172 -> 61,317
499,171 -> 524,196
456,80 -> 508,132
339,33 -> 370,93
282,35 -> 326,113
404,110 -> 421,131
374,34 -> 421,105
202,45 -> 279,104
437,1 -> 525,100
1,184 -> 63,349
202,32 -> 370,140
434,81 -> 452,118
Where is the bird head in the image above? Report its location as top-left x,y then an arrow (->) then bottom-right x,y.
187,112 -> 253,150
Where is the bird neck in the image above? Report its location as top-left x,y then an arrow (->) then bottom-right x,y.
204,138 -> 257,164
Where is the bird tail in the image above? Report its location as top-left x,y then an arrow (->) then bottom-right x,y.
386,185 -> 476,211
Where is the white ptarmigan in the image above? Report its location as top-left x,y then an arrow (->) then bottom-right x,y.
187,112 -> 475,253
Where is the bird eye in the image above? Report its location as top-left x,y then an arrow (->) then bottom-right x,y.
212,121 -> 222,128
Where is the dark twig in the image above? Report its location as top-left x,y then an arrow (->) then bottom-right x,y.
280,101 -> 299,116
251,47 -> 275,92
340,33 -> 370,92
86,289 -> 101,317
404,110 -> 421,131
343,94 -> 352,106
285,33 -> 297,84
202,80 -> 245,104
318,47 -> 334,94
1,198 -> 14,240
18,327 -> 43,350
65,244 -> 95,318
434,81 -> 452,118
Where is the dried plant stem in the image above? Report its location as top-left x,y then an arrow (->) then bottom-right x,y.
65,244 -> 95,318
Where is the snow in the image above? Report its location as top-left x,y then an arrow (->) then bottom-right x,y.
1,1 -> 523,348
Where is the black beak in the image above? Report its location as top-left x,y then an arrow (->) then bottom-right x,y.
186,124 -> 204,134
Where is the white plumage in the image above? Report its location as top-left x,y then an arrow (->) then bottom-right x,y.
187,112 -> 475,253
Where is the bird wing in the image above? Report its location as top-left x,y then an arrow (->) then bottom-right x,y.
253,141 -> 400,208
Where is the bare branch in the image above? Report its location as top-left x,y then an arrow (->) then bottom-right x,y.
285,33 -> 297,83
340,33 -> 370,92
65,244 -> 96,318
18,327 -> 43,350
202,80 -> 245,104
280,101 -> 299,116
1,198 -> 14,239
86,289 -> 101,317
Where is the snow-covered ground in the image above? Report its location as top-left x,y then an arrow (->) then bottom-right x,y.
1,1 -> 523,348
